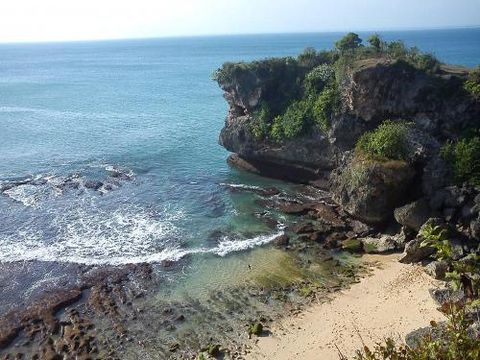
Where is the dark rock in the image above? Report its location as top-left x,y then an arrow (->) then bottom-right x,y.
394,199 -> 432,231
470,215 -> 480,239
83,180 -> 103,190
272,234 -> 289,247
291,222 -> 314,234
429,287 -> 465,306
331,159 -> 416,224
443,207 -> 456,222
399,237 -> 435,263
424,260 -> 449,280
279,202 -> 314,215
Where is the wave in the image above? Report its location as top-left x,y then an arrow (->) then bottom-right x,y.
0,197 -> 284,265
0,166 -> 135,207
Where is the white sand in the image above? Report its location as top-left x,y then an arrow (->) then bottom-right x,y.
246,254 -> 444,360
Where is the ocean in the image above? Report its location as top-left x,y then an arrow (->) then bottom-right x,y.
0,27 -> 479,268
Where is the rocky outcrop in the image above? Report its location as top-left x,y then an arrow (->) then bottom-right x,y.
331,159 -> 416,223
216,58 -> 478,181
394,198 -> 432,231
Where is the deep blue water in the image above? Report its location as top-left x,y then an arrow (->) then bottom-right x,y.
0,28 -> 478,265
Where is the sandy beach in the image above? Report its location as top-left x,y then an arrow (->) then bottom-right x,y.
247,254 -> 445,360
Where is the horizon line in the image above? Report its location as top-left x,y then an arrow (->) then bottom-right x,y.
0,24 -> 479,46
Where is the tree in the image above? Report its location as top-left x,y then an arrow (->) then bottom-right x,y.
367,33 -> 383,52
335,33 -> 362,53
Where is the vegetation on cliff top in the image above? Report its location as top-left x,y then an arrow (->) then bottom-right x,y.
214,32 -> 443,143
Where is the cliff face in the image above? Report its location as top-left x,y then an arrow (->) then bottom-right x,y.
217,58 -> 479,182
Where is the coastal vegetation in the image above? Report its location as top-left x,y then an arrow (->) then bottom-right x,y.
214,32 -> 442,143
441,134 -> 480,187
464,66 -> 480,99
355,121 -> 411,161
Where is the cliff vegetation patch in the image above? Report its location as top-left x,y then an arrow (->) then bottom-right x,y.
441,134 -> 480,187
215,33 -> 442,143
355,120 -> 411,161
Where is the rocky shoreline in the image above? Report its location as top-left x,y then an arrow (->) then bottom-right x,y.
213,34 -> 480,358
1,34 -> 479,359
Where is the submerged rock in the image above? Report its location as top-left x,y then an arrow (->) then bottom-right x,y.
272,234 -> 289,247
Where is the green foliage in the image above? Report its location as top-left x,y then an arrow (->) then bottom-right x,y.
270,83 -> 340,141
441,135 -> 480,187
312,85 -> 340,133
271,99 -> 312,141
447,253 -> 480,298
248,322 -> 263,337
351,302 -> 480,360
367,33 -> 384,52
419,221 -> 453,261
464,67 -> 480,99
251,102 -> 271,139
304,64 -> 335,96
335,32 -> 363,53
355,121 -> 411,161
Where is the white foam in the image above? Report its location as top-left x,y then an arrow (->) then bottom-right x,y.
0,200 -> 284,265
219,183 -> 262,191
3,184 -> 39,207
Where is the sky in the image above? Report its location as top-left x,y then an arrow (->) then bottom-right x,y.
0,0 -> 479,43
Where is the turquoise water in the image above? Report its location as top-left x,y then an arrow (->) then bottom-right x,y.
0,28 -> 479,266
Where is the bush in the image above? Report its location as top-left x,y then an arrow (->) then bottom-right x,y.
271,99 -> 313,141
355,121 -> 411,161
464,67 -> 480,99
335,32 -> 363,53
251,102 -> 271,139
312,85 -> 340,133
441,135 -> 480,187
304,64 -> 335,96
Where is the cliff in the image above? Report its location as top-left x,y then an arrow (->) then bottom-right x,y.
218,57 -> 477,176
215,42 -> 480,229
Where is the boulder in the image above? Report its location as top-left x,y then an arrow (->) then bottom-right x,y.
341,239 -> 363,253
331,159 -> 416,224
424,260 -> 449,280
399,237 -> 435,263
361,235 -> 399,254
272,234 -> 289,247
394,199 -> 432,231
429,287 -> 465,306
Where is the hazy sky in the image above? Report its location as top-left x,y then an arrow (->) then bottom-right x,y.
0,0 -> 479,43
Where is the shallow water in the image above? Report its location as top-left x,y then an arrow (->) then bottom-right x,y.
0,28 -> 479,282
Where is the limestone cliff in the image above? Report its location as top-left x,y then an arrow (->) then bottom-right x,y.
216,57 -> 478,182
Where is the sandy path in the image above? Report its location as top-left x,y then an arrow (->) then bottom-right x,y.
246,254 -> 444,360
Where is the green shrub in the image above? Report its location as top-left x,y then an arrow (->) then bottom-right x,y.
312,85 -> 340,133
464,67 -> 480,99
304,64 -> 335,96
251,102 -> 271,139
271,100 -> 312,141
441,135 -> 480,187
355,121 -> 411,161
367,33 -> 384,52
335,32 -> 363,54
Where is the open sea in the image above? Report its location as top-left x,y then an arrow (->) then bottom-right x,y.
0,28 -> 479,270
